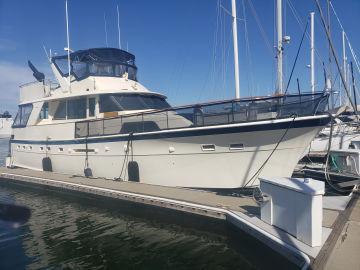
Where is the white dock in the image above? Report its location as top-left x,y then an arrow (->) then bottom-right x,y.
0,167 -> 358,269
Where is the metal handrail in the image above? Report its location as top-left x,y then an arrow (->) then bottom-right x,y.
76,92 -> 329,138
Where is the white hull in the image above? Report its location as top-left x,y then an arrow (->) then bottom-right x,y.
308,124 -> 360,154
10,115 -> 328,189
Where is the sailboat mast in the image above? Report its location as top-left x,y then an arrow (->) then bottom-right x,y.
310,12 -> 315,94
117,5 -> 122,50
342,30 -> 347,104
231,0 -> 240,99
276,0 -> 283,94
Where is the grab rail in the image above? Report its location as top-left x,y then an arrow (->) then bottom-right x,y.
75,92 -> 329,138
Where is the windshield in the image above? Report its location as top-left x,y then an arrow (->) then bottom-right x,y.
52,48 -> 138,81
100,94 -> 170,112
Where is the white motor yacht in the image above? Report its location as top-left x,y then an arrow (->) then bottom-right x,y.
8,48 -> 330,188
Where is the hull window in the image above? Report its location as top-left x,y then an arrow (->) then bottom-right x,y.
229,144 -> 244,150
201,144 -> 216,151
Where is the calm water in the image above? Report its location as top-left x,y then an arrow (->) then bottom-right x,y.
0,139 -> 9,167
0,139 -> 294,269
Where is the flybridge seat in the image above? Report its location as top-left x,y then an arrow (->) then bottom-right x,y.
51,48 -> 138,81
75,92 -> 329,138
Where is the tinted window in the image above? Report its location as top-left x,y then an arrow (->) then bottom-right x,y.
68,98 -> 86,119
72,61 -> 88,78
39,102 -> 49,119
12,104 -> 33,128
100,94 -> 170,113
89,98 -> 96,117
54,59 -> 70,76
54,101 -> 66,120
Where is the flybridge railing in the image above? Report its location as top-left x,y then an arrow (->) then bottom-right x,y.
75,92 -> 329,138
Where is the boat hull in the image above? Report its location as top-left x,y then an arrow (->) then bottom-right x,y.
10,115 -> 329,188
307,124 -> 360,155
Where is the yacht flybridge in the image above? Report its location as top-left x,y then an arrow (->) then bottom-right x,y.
8,47 -> 330,188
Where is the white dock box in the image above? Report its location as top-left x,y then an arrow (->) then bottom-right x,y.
260,177 -> 325,247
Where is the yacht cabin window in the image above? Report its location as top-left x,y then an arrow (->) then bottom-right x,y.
13,104 -> 33,128
67,99 -> 86,119
88,98 -> 96,117
54,98 -> 87,120
99,94 -> 170,113
39,102 -> 49,119
54,101 -> 66,120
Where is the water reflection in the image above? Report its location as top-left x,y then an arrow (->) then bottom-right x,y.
0,173 -> 295,269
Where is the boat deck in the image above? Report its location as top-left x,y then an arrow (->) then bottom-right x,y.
0,167 -> 358,269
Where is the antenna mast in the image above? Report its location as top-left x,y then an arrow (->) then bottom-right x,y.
104,13 -> 109,47
310,12 -> 315,94
117,5 -> 122,49
65,0 -> 71,92
231,0 -> 240,99
276,0 -> 283,94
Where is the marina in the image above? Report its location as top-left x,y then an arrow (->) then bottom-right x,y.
0,166 -> 359,269
0,0 -> 359,269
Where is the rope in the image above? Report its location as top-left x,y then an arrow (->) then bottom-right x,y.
323,114 -> 352,193
329,1 -> 360,75
287,0 -> 330,76
242,0 -> 255,97
84,137 -> 89,170
247,0 -> 273,57
242,114 -> 297,188
117,133 -> 133,181
314,0 -> 359,120
284,20 -> 309,95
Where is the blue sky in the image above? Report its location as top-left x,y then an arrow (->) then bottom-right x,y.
0,0 -> 359,115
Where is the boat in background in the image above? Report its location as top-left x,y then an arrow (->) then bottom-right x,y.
0,111 -> 13,139
307,108 -> 360,155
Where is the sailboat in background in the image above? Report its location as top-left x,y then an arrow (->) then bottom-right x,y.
305,1 -> 360,156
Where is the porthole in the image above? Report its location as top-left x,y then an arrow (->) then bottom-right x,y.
59,147 -> 64,152
201,144 -> 216,151
229,143 -> 244,151
40,146 -> 44,151
46,146 -> 51,151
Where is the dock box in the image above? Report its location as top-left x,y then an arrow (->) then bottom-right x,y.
259,177 -> 325,247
